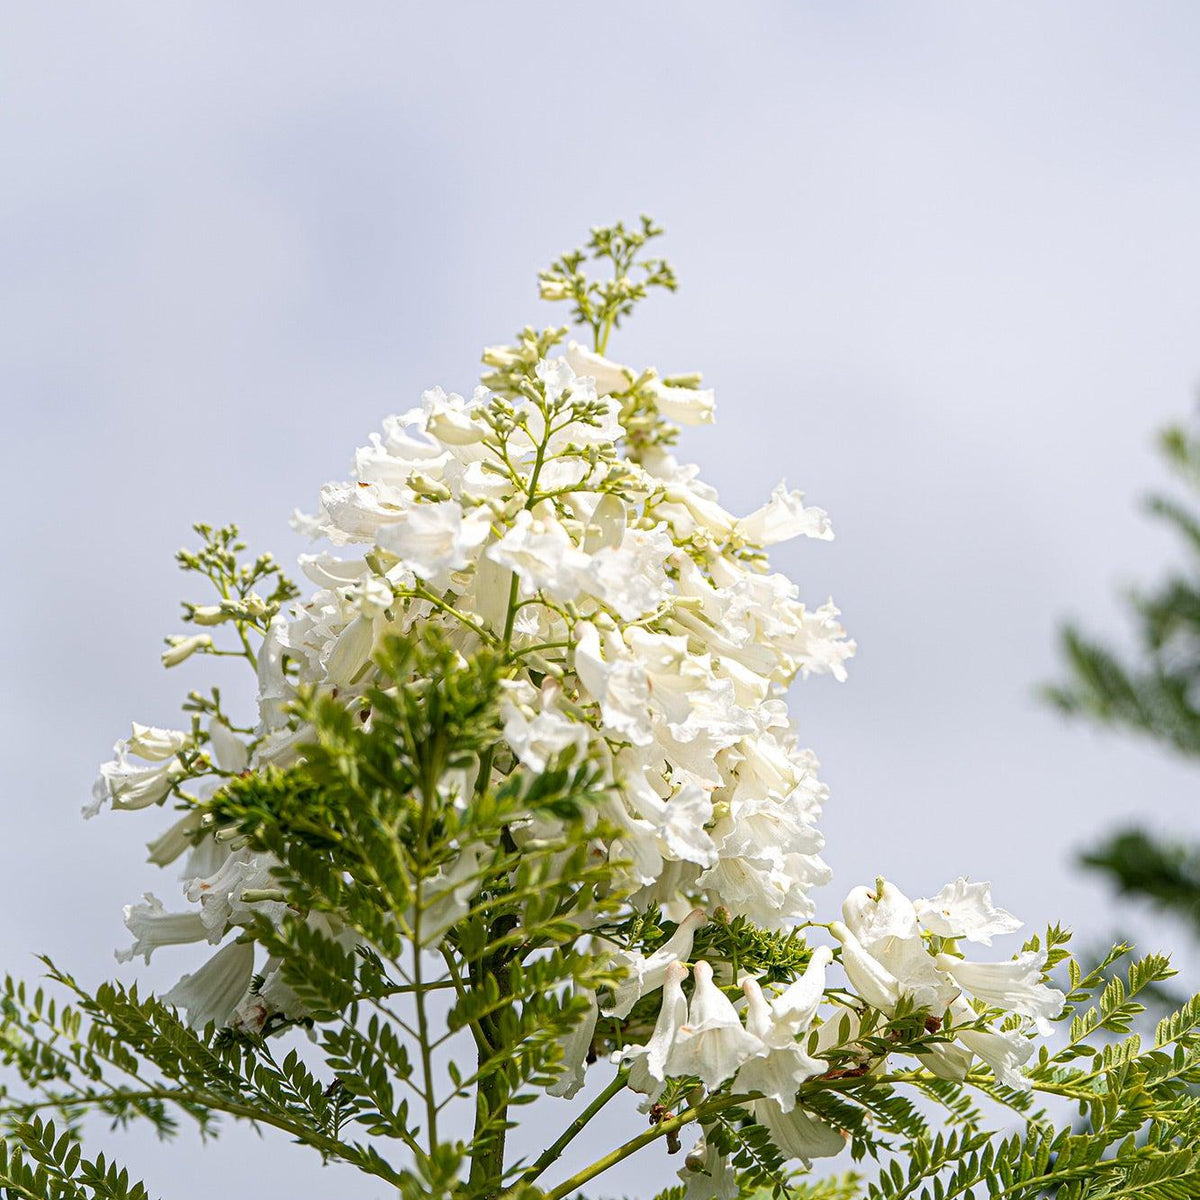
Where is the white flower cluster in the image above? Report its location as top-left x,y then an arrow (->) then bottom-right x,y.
606,877 -> 1063,1194
88,333 -> 1066,1182
92,340 -> 853,1026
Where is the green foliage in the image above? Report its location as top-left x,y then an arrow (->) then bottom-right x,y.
1080,830 -> 1200,934
1046,406 -> 1200,995
1,1118 -> 151,1200
697,913 -> 817,986
7,621 -> 1200,1196
2,625 -> 627,1198
1046,417 -> 1200,752
849,946 -> 1200,1199
645,1177 -> 863,1200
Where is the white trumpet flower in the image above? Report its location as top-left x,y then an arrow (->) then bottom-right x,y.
915,878 -> 1023,946
936,950 -> 1065,1036
948,997 -> 1036,1091
546,988 -> 599,1100
645,378 -> 716,427
163,939 -> 255,1029
751,1100 -> 846,1164
734,946 -> 832,1109
376,499 -> 493,584
88,735 -> 191,818
667,961 -> 762,1090
735,982 -> 826,1111
116,893 -> 207,963
620,960 -> 690,1105
605,909 -> 707,1019
736,484 -> 833,546
839,880 -> 958,1013
124,724 -> 191,761
829,921 -> 903,1014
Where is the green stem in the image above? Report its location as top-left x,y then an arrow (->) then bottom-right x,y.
234,622 -> 258,669
472,423 -> 548,801
439,945 -> 493,1059
511,1068 -> 630,1191
412,766 -> 440,1154
409,582 -> 500,647
500,570 -> 521,645
467,395 -> 556,1196
541,1092 -> 752,1200
411,939 -> 439,1153
467,1045 -> 509,1197
596,314 -> 614,355
6,1085 -> 411,1186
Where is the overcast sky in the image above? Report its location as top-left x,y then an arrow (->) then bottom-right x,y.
4,3 -> 1200,1196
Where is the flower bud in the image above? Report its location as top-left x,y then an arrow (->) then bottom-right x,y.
409,474 -> 453,502
241,592 -> 270,619
481,344 -> 521,368
162,634 -> 213,667
538,276 -> 570,301
126,723 -> 191,761
188,605 -> 227,626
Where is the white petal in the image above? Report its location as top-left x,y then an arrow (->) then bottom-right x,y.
117,893 -> 207,964
752,1099 -> 846,1162
564,341 -> 635,396
916,879 -> 1023,946
772,946 -> 834,1033
829,922 -> 901,1013
604,909 -> 706,1019
208,720 -> 249,774
937,951 -> 1065,1035
646,379 -> 716,426
546,989 -> 598,1099
737,484 -> 833,545
163,939 -> 255,1029
126,724 -> 191,761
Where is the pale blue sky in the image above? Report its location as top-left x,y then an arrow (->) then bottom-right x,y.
4,3 -> 1200,1196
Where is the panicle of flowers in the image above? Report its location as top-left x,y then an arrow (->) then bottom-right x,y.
81,222 -> 1073,1183
91,289 -> 853,1027
611,874 -> 1065,1187
278,337 -> 850,941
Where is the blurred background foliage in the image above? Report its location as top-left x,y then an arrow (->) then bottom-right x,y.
1048,408 -> 1200,968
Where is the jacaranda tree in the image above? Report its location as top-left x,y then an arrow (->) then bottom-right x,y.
4,220 -> 1200,1200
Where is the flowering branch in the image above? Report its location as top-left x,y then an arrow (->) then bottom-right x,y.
3,219 -> 1199,1200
